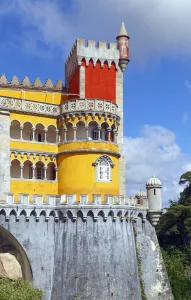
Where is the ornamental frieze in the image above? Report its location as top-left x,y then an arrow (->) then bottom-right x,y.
0,96 -> 119,118
61,99 -> 117,114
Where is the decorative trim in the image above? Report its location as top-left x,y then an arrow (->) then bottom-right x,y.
10,149 -> 57,156
0,97 -> 59,116
58,149 -> 121,157
0,96 -> 120,120
0,207 -> 142,223
10,179 -> 58,183
0,75 -> 64,91
61,98 -> 117,114
11,139 -> 57,146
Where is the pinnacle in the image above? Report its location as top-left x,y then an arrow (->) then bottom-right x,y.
118,22 -> 129,37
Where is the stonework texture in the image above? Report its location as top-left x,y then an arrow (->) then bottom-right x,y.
116,69 -> 126,195
136,218 -> 174,300
0,112 -> 10,200
0,212 -> 174,300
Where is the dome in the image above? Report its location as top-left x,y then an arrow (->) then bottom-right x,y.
146,175 -> 162,187
135,190 -> 147,198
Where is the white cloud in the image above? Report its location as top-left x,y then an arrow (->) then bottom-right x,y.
124,125 -> 190,207
1,0 -> 191,61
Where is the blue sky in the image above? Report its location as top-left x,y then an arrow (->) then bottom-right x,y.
1,0 -> 191,205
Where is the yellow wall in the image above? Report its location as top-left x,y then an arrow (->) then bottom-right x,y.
10,140 -> 57,153
58,141 -> 119,153
11,180 -> 58,202
0,89 -> 66,105
10,112 -> 57,128
58,152 -> 119,202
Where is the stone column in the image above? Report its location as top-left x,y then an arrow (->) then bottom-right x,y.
56,129 -> 59,144
32,164 -> 36,179
107,128 -> 111,141
113,129 -> 118,143
32,126 -> 36,141
64,128 -> 67,142
98,126 -> 101,140
73,126 -> 77,141
20,164 -> 24,179
44,129 -> 47,143
85,125 -> 89,140
20,125 -> 23,140
44,166 -> 47,180
55,167 -> 58,181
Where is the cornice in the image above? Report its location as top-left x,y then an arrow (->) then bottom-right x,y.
58,148 -> 121,158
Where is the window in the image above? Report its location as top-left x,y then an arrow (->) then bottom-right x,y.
92,130 -> 99,140
98,162 -> 110,181
37,167 -> 42,179
37,134 -> 42,142
94,155 -> 114,182
29,167 -> 33,179
154,189 -> 156,195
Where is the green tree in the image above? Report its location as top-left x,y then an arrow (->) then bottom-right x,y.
0,278 -> 42,300
157,171 -> 191,299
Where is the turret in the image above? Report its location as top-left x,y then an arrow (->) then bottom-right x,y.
116,22 -> 130,72
146,175 -> 162,226
135,189 -> 148,208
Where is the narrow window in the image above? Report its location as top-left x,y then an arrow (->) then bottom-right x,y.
37,134 -> 42,142
37,167 -> 42,180
92,130 -> 99,140
154,189 -> 156,195
29,167 -> 33,179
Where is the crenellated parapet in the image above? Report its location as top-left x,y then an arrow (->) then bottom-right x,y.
65,39 -> 119,84
0,75 -> 64,91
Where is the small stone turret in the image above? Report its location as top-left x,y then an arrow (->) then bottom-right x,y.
116,22 -> 130,72
146,175 -> 162,226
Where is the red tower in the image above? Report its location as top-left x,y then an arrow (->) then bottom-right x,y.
65,22 -> 130,195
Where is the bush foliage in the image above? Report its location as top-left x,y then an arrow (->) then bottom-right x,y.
0,278 -> 42,300
157,171 -> 191,299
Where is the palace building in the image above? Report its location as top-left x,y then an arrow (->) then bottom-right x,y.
0,22 -> 162,226
0,23 -> 172,300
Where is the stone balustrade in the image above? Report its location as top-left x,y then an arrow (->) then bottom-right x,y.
0,96 -> 120,121
61,98 -> 118,117
2,193 -> 140,207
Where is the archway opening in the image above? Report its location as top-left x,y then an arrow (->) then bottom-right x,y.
0,223 -> 33,282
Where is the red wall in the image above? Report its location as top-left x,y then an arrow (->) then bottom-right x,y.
69,67 -> 79,99
84,60 -> 116,102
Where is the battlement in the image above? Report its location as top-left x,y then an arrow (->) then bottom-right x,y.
66,39 -> 118,64
4,193 -> 138,206
65,39 -> 119,85
0,75 -> 64,91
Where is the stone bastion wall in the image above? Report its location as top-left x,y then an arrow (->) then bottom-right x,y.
0,207 -> 173,300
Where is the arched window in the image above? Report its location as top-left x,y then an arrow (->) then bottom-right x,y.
35,162 -> 44,180
93,155 -> 114,182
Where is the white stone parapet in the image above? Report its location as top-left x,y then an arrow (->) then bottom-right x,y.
0,97 -> 59,116
61,98 -> 119,120
0,96 -> 120,120
3,193 -> 138,207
